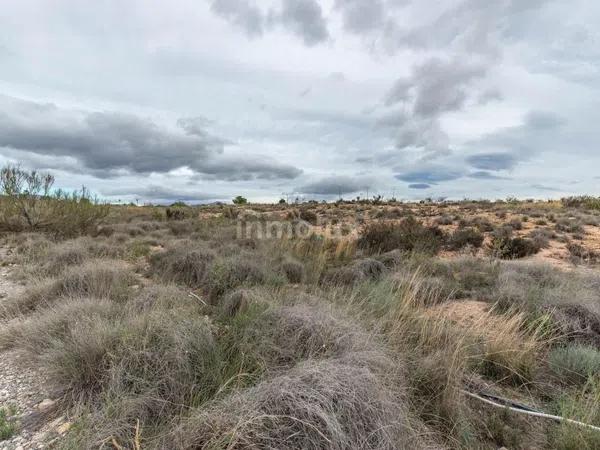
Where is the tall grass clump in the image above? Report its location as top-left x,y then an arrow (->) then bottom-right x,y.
1,260 -> 135,318
6,290 -> 231,447
341,274 -> 473,444
549,378 -> 600,449
206,255 -> 284,301
148,243 -> 216,287
490,262 -> 600,344
169,357 -> 427,450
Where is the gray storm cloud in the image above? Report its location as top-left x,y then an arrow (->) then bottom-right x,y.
0,95 -> 302,181
299,175 -> 374,195
210,0 -> 329,46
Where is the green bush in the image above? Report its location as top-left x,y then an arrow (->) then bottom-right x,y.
549,344 -> 600,384
561,196 -> 600,210
358,216 -> 446,255
488,227 -> 540,259
0,407 -> 17,441
232,195 -> 248,205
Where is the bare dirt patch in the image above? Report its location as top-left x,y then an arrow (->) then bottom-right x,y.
0,247 -> 69,450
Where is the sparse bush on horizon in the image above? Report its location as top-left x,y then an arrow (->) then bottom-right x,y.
0,164 -> 108,237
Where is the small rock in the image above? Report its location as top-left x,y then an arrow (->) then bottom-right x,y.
36,398 -> 56,411
56,422 -> 72,434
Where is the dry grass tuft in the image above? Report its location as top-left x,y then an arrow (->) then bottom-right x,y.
149,242 -> 216,287
1,259 -> 134,318
170,357 -> 427,450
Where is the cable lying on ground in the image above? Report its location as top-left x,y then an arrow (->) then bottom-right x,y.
462,389 -> 600,433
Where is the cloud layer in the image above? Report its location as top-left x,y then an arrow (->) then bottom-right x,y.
0,95 -> 301,182
0,0 -> 598,202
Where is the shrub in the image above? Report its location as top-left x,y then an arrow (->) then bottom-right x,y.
528,228 -> 553,249
0,165 -> 108,237
166,207 -> 186,220
170,358 -> 424,450
567,243 -> 598,264
11,297 -> 225,446
471,216 -> 494,232
507,218 -> 523,230
279,258 -> 305,283
375,249 -> 405,268
166,220 -> 194,236
220,289 -> 256,318
550,304 -> 600,348
299,208 -> 318,225
206,256 -> 280,300
358,216 -> 446,255
447,227 -> 484,250
435,215 -> 453,225
431,257 -> 500,299
354,258 -> 387,280
381,207 -> 404,219
490,262 -> 600,345
232,195 -> 248,205
549,344 -> 600,385
1,260 -> 134,317
321,258 -> 387,286
488,227 -> 540,259
0,164 -> 54,230
37,240 -> 90,276
149,244 -> 216,287
556,218 -> 585,234
235,303 -> 374,366
561,196 -> 600,210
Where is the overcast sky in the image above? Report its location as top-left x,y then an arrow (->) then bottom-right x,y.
1,0 -> 599,203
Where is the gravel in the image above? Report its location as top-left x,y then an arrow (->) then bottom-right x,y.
1,248 -> 69,449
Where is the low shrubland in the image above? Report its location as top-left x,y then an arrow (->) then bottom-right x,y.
1,201 -> 600,449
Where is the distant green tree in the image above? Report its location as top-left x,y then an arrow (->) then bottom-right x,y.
232,195 -> 248,205
278,198 -> 286,204
170,201 -> 188,207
